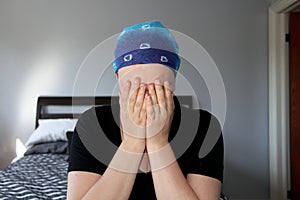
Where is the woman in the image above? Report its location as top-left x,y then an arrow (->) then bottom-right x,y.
67,21 -> 224,200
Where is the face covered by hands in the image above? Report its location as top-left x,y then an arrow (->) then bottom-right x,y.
118,64 -> 176,152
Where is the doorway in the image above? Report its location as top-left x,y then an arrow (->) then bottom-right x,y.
269,0 -> 300,199
289,11 -> 300,200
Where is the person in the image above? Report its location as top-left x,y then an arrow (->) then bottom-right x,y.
67,20 -> 224,200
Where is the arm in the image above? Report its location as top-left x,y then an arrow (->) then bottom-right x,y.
67,142 -> 143,200
67,142 -> 144,200
148,144 -> 221,200
187,174 -> 221,200
145,80 -> 222,199
148,144 -> 199,200
67,78 -> 147,200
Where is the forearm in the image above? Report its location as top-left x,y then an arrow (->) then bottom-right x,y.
82,143 -> 143,200
148,144 -> 199,200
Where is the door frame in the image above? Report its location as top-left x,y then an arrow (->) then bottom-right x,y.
269,0 -> 300,199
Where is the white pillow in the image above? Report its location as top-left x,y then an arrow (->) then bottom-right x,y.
26,118 -> 78,147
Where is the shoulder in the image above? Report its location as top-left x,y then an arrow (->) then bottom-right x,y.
75,104 -> 121,145
177,106 -> 224,182
77,105 -> 117,126
179,105 -> 220,128
178,105 -> 224,156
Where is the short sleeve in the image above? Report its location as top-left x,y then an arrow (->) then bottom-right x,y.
67,105 -> 119,175
68,129 -> 107,175
187,134 -> 224,182
178,109 -> 224,182
68,105 -> 122,175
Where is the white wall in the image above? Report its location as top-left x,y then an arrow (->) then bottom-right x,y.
0,0 -> 270,199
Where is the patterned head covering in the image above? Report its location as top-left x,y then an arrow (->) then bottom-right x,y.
113,20 -> 180,73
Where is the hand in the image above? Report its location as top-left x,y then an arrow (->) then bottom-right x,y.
119,77 -> 146,153
145,80 -> 175,152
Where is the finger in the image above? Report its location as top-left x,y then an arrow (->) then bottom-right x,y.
128,77 -> 140,113
148,83 -> 158,105
134,83 -> 146,115
140,97 -> 147,123
164,81 -> 174,113
123,80 -> 131,100
129,77 -> 140,97
120,128 -> 124,141
146,93 -> 155,120
154,79 -> 166,109
119,92 -> 124,110
122,80 -> 131,102
119,94 -> 128,115
120,81 -> 131,106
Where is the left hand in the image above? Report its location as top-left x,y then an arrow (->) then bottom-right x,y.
145,80 -> 175,152
119,78 -> 146,153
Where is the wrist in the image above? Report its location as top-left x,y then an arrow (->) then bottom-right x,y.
147,143 -> 176,171
120,141 -> 145,153
146,140 -> 169,153
110,146 -> 144,173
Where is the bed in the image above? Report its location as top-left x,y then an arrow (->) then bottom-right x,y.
0,95 -> 199,199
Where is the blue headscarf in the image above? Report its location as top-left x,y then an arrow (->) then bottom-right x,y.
113,21 -> 181,73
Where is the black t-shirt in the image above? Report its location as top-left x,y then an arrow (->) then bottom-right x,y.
68,98 -> 224,199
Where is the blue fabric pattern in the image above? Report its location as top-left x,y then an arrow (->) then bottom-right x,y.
113,20 -> 180,73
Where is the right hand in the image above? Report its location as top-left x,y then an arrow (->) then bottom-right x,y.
119,77 -> 146,153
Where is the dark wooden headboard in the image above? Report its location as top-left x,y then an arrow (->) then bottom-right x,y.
36,96 -> 193,128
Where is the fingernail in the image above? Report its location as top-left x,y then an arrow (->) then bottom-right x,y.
134,77 -> 140,84
155,79 -> 161,85
164,81 -> 172,90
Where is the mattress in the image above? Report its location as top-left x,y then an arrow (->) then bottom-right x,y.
0,153 -> 68,199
